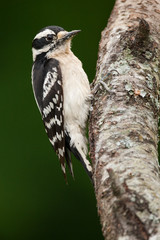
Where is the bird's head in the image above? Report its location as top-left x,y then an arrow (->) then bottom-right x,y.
32,26 -> 81,61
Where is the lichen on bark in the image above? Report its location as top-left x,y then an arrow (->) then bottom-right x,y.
89,0 -> 160,239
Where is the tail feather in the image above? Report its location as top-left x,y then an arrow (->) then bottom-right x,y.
60,161 -> 68,184
69,145 -> 93,180
65,148 -> 74,178
65,133 -> 93,182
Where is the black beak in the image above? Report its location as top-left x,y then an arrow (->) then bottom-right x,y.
64,30 -> 81,40
59,30 -> 81,42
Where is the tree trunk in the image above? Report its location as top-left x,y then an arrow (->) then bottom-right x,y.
89,0 -> 160,239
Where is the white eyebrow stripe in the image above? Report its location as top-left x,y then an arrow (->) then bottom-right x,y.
34,29 -> 56,39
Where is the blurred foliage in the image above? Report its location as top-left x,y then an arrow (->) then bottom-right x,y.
0,0 -> 115,239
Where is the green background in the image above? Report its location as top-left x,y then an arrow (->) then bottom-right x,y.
1,1 -> 115,240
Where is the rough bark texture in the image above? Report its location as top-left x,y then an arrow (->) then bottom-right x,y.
89,0 -> 160,239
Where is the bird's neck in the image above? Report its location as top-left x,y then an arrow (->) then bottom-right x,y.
47,40 -> 72,59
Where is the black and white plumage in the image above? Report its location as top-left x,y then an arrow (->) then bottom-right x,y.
31,26 -> 92,181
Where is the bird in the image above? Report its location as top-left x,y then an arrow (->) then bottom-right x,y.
31,25 -> 92,182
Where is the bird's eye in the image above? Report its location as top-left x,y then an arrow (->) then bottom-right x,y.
46,34 -> 53,41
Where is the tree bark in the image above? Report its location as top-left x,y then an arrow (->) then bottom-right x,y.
89,0 -> 160,239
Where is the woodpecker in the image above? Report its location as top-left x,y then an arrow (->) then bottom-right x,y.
31,26 -> 92,181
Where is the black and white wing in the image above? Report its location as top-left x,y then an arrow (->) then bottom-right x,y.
32,58 -> 67,178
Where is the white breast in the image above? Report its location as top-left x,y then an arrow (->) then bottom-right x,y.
55,51 -> 91,127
